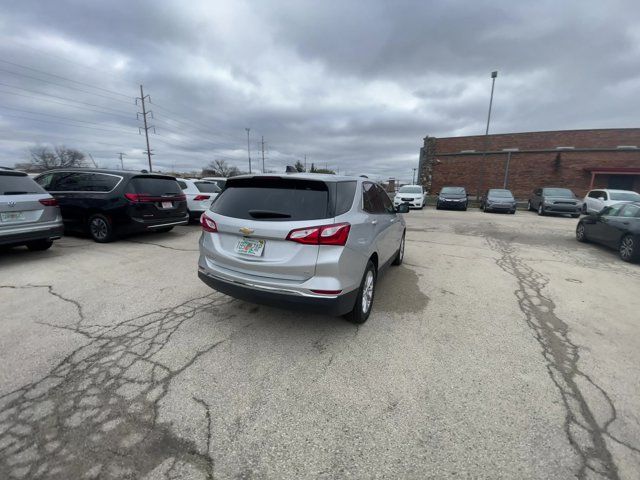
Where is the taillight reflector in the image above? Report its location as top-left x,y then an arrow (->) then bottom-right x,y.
310,289 -> 343,295
200,214 -> 218,233
286,223 -> 350,246
39,198 -> 58,206
193,195 -> 211,201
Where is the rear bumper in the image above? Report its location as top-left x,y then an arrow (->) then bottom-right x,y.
198,269 -> 358,316
0,222 -> 64,246
121,214 -> 189,233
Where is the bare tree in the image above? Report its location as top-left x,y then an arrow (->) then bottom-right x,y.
29,145 -> 86,170
204,159 -> 243,177
294,160 -> 306,172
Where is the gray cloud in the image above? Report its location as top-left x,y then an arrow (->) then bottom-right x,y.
0,0 -> 639,181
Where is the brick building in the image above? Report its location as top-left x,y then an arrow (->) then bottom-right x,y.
418,128 -> 640,199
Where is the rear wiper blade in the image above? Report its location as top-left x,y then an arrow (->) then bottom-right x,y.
248,209 -> 291,219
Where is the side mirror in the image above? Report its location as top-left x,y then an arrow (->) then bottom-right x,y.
396,204 -> 410,214
597,197 -> 605,201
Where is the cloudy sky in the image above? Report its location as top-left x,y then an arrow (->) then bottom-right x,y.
1,0 -> 639,181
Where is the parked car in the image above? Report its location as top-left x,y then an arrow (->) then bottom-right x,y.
1,169 -> 63,251
198,174 -> 410,323
176,178 -> 221,221
582,189 -> 640,214
527,187 -> 582,217
201,177 -> 227,190
576,202 -> 640,262
34,169 -> 188,243
480,188 -> 517,214
436,186 -> 468,210
393,184 -> 426,209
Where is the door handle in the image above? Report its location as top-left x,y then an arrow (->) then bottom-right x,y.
389,218 -> 396,223
371,220 -> 378,225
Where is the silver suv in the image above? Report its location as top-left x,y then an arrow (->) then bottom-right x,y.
0,169 -> 63,251
198,174 -> 409,323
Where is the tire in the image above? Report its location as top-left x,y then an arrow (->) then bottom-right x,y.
619,235 -> 639,262
392,233 -> 405,266
537,204 -> 545,216
582,204 -> 587,215
462,204 -> 467,211
576,223 -> 588,243
155,226 -> 174,233
26,239 -> 53,251
345,261 -> 377,324
436,204 -> 441,210
527,201 -> 533,212
88,214 -> 114,243
509,210 -> 516,214
571,213 -> 580,218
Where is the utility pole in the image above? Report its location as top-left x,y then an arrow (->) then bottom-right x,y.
412,168 -> 417,184
136,85 -> 155,172
261,136 -> 265,173
245,128 -> 252,173
476,71 -> 498,200
117,152 -> 126,170
304,155 -> 307,172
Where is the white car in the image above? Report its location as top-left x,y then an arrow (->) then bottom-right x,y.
176,178 -> 221,220
582,189 -> 640,214
394,185 -> 426,209
201,176 -> 227,190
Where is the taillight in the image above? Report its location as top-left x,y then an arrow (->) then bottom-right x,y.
193,195 -> 210,201
200,214 -> 218,233
124,193 -> 142,202
39,198 -> 58,206
286,223 -> 350,246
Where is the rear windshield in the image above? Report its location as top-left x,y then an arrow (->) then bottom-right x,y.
488,189 -> 514,198
399,186 -> 422,194
543,188 -> 574,198
610,192 -> 640,201
441,187 -> 465,194
194,181 -> 221,193
128,177 -> 182,195
0,174 -> 45,195
211,177 -> 329,221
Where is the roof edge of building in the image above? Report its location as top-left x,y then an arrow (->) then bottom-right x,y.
431,127 -> 640,141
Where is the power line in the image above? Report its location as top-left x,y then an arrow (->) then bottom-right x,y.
0,67 -> 134,105
0,128 -> 141,150
0,88 -> 136,121
151,102 -> 242,142
0,112 -> 140,136
0,58 -> 133,100
0,104 -> 137,128
0,82 -> 134,116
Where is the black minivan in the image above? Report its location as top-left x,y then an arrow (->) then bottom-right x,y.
35,169 -> 188,242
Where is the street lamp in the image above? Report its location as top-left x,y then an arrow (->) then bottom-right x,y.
412,167 -> 417,184
245,128 -> 252,174
476,70 -> 498,200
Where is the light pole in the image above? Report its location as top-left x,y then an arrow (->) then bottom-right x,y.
476,70 -> 498,200
412,168 -> 417,184
245,128 -> 252,173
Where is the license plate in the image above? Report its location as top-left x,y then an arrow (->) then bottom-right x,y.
1,211 -> 25,222
234,238 -> 265,257
161,201 -> 173,209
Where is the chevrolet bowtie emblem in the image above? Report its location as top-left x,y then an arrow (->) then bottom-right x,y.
239,227 -> 254,235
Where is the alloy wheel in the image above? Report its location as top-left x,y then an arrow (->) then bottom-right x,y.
90,218 -> 108,240
620,236 -> 634,261
361,270 -> 375,314
576,224 -> 585,241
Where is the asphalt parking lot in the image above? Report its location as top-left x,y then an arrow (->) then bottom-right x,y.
1,209 -> 639,479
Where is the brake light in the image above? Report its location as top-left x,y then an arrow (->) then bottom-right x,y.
286,223 -> 350,246
200,214 -> 218,232
310,289 -> 343,295
193,195 -> 210,201
39,198 -> 58,206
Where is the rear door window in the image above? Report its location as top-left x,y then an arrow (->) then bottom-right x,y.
362,182 -> 385,214
620,204 -> 640,218
375,184 -> 395,214
211,177 -> 329,221
128,177 -> 182,195
0,174 -> 45,195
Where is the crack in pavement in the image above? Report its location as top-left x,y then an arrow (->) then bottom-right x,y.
123,239 -> 199,252
0,287 -> 239,480
485,237 -> 640,479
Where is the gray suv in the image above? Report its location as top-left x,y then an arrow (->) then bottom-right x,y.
198,174 -> 409,323
0,169 -> 63,251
